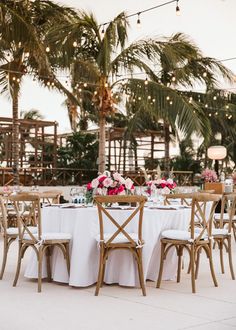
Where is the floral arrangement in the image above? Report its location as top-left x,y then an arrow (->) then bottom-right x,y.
146,178 -> 177,195
86,172 -> 135,202
201,168 -> 218,182
232,172 -> 236,185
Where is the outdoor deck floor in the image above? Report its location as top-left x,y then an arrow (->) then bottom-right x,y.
0,237 -> 236,330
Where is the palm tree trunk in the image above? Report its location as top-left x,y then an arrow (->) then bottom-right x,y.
12,86 -> 20,185
164,121 -> 170,175
98,114 -> 106,173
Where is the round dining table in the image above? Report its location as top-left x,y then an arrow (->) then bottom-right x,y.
24,204 -> 191,287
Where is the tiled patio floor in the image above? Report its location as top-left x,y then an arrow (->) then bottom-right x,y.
0,237 -> 236,330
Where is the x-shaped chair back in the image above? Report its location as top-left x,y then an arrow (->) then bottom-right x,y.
190,193 -> 221,243
0,196 -> 8,233
9,194 -> 41,244
94,195 -> 147,246
219,193 -> 236,232
164,193 -> 194,207
40,190 -> 62,204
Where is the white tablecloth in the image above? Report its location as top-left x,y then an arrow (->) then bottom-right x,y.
25,205 -> 191,287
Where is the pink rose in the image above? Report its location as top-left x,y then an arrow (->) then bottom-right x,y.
103,177 -> 113,188
87,182 -> 92,190
91,178 -> 99,188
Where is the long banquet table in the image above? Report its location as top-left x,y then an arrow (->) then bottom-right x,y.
25,205 -> 191,287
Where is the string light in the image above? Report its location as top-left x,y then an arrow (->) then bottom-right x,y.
137,13 -> 141,28
83,82 -> 87,87
45,46 -> 50,53
176,0 -> 180,16
101,25 -> 105,37
203,72 -> 207,77
104,82 -> 108,87
73,41 -> 78,47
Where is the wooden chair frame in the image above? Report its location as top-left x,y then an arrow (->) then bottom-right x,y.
213,193 -> 236,280
9,193 -> 70,292
157,193 -> 221,293
0,196 -> 18,279
94,195 -> 147,296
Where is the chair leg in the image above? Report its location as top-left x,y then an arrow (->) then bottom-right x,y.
13,244 -> 23,287
65,243 -> 70,275
0,238 -> 9,280
227,237 -> 235,280
232,223 -> 236,242
190,245 -> 196,293
38,247 -> 43,293
207,244 -> 218,287
46,246 -> 52,282
177,246 -> 183,283
156,241 -> 166,288
195,247 -> 201,280
219,240 -> 225,274
95,247 -> 105,296
136,249 -> 146,296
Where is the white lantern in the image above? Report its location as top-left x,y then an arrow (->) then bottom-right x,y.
207,146 -> 227,160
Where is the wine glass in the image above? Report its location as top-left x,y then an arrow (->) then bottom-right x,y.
70,188 -> 76,203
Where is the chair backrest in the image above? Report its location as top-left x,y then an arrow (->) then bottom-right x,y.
9,194 -> 41,244
94,195 -> 147,246
219,193 -> 236,232
164,193 -> 194,206
40,190 -> 63,204
190,193 -> 221,242
0,196 -> 8,234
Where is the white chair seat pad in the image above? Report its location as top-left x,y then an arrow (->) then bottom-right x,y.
6,226 -> 37,235
23,232 -> 71,241
96,233 -> 139,244
214,213 -> 236,221
161,229 -> 207,241
212,228 -> 229,236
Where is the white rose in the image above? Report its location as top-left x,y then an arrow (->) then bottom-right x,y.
91,178 -> 99,188
96,187 -> 103,195
162,187 -> 170,195
103,177 -> 113,188
125,178 -> 134,190
167,178 -> 173,184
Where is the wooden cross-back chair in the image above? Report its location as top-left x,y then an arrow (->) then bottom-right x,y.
40,190 -> 63,204
0,196 -> 18,279
214,192 -> 236,242
212,193 -> 236,280
9,193 -> 71,292
164,192 -> 209,227
94,195 -> 147,296
157,193 -> 221,293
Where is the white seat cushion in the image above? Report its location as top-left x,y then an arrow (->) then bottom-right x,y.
212,228 -> 229,236
214,213 -> 236,221
23,232 -> 71,241
95,233 -> 139,244
161,229 -> 207,241
6,226 -> 38,236
6,227 -> 18,235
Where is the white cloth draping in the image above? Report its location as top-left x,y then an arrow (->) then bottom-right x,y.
24,206 -> 191,287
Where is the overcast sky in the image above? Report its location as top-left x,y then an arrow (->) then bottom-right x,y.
1,0 -> 235,133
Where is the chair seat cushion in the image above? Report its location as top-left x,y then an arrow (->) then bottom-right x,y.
95,233 -> 139,244
212,228 -> 229,236
161,229 -> 207,241
214,213 -> 236,221
6,226 -> 37,236
23,232 -> 71,241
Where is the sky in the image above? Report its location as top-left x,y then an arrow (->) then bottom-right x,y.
0,0 -> 236,133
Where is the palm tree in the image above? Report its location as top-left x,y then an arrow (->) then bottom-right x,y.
0,0 -> 78,184
49,11 -> 234,174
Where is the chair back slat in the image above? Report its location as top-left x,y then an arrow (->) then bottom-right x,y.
190,193 -> 221,242
9,194 -> 41,243
220,193 -> 236,232
94,195 -> 147,245
0,196 -> 8,233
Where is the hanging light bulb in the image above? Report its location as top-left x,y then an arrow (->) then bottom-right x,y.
137,13 -> 141,28
166,96 -> 170,101
46,46 -> 50,53
104,81 -> 108,88
101,25 -> 105,37
73,41 -> 78,47
213,96 -> 217,100
83,82 -> 87,87
144,77 -> 148,85
176,0 -> 180,16
203,72 -> 207,78
169,101 -> 173,105
171,76 -> 176,82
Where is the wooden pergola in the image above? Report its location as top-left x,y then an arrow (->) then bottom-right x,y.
0,117 -> 58,168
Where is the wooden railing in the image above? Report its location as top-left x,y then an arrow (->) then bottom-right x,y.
0,167 -> 194,187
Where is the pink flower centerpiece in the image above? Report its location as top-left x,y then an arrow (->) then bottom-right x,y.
146,178 -> 177,195
201,168 -> 218,182
86,172 -> 135,203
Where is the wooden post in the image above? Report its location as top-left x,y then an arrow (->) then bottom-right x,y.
53,122 -> 57,169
